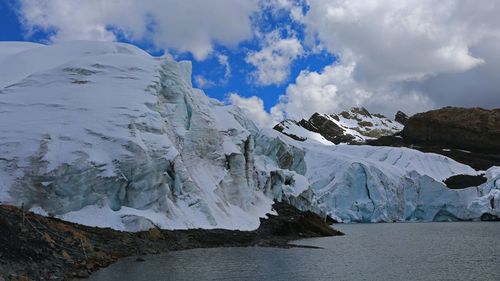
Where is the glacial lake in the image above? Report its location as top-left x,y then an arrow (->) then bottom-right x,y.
89,222 -> 500,281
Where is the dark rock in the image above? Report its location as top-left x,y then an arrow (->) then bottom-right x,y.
395,111 -> 409,125
300,113 -> 355,144
366,134 -> 406,147
74,270 -> 90,278
351,107 -> 372,118
135,257 -> 145,262
480,213 -> 500,221
257,202 -> 343,238
273,121 -> 307,142
443,174 -> 487,189
402,107 -> 500,153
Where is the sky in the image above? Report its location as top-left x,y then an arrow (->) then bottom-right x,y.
1,0 -> 499,127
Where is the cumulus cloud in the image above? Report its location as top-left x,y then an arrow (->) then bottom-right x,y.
303,0 -> 494,83
269,0 -> 500,120
16,0 -> 258,60
271,60 -> 433,120
228,93 -> 281,127
246,30 -> 303,86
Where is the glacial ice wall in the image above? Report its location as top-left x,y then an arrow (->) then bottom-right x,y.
261,130 -> 500,223
0,41 -> 273,231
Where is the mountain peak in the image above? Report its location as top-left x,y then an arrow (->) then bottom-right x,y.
274,107 -> 403,144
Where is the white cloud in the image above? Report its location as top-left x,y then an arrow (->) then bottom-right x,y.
259,0 -> 306,22
17,0 -> 259,60
217,54 -> 231,82
271,60 -> 433,120
246,30 -> 304,86
272,61 -> 362,120
303,0 -> 494,83
194,75 -> 216,89
228,93 -> 280,127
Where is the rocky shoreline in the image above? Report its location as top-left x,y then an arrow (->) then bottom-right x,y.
0,202 -> 342,281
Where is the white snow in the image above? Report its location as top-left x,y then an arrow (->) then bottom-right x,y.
0,42 -> 44,63
275,120 -> 332,145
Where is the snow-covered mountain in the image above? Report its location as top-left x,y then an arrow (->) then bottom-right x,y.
0,41 -> 498,231
274,108 -> 403,144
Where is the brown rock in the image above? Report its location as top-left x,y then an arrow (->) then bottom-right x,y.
147,228 -> 162,241
402,107 -> 500,153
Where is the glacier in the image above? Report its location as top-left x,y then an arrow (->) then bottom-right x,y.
0,41 -> 498,231
0,41 -> 274,231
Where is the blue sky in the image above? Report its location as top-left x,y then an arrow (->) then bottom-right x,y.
1,0 -> 499,126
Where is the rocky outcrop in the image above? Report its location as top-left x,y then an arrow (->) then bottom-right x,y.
299,113 -> 356,144
443,174 -> 487,189
395,111 -> 409,125
402,107 -> 500,153
273,120 -> 307,141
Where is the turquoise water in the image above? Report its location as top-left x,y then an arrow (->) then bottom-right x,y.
89,222 -> 500,281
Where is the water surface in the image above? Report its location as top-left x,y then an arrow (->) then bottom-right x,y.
89,222 -> 500,281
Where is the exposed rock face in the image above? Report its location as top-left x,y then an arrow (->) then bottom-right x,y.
273,107 -> 403,145
273,120 -> 307,141
395,110 -> 409,125
402,107 -> 500,153
299,113 -> 356,144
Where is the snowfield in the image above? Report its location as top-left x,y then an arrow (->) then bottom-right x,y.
0,41 -> 498,231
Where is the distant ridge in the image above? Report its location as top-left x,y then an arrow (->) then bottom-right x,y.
273,107 -> 403,144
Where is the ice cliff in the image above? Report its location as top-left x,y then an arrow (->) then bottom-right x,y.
0,41 -> 273,231
266,133 -> 500,222
0,41 -> 498,231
